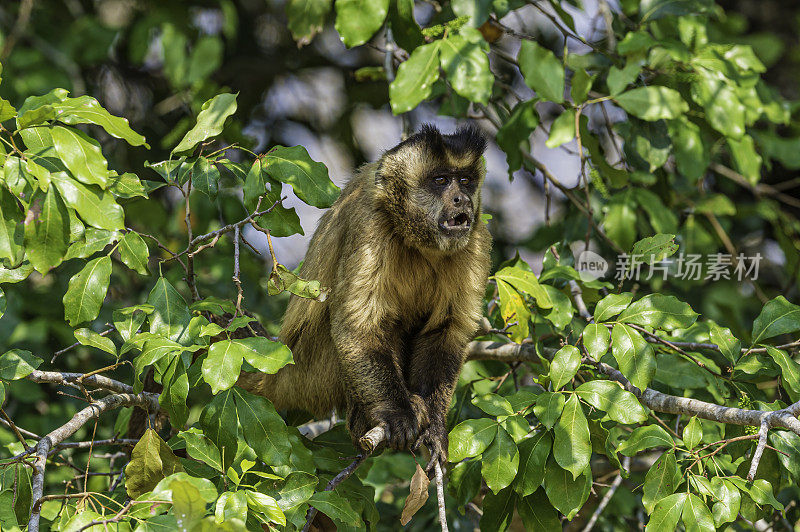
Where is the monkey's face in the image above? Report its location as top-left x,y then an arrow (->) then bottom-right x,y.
377,125 -> 487,253
423,169 -> 480,250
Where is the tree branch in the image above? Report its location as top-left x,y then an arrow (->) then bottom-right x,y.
27,370 -> 137,395
28,392 -> 159,532
466,341 -> 800,437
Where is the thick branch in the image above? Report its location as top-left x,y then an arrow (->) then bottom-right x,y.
27,370 -> 136,395
28,393 -> 158,532
466,341 -> 800,437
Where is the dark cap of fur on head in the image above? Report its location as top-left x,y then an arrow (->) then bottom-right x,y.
397,123 -> 487,160
376,124 -> 487,184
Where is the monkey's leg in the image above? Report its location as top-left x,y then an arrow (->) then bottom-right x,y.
409,325 -> 468,472
337,329 -> 429,451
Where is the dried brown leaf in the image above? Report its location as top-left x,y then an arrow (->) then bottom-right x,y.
400,462 -> 430,525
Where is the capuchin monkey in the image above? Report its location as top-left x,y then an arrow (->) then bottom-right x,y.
238,124 -> 491,471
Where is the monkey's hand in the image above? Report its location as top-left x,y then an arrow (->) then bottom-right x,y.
379,394 -> 430,451
349,395 -> 430,451
414,416 -> 448,475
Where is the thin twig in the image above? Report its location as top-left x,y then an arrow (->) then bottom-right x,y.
748,420 -> 770,481
28,393 -> 159,532
51,328 -> 114,363
302,426 -> 386,532
434,461 -> 449,532
582,456 -> 630,532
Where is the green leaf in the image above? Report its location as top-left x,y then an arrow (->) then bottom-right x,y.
539,285 -> 575,330
246,490 -> 286,526
727,135 -> 762,185
173,93 -> 238,154
125,428 -> 184,499
710,477 -> 740,526
575,380 -> 647,424
553,394 -> 591,479
286,0 -> 332,45
278,471 -> 318,511
214,490 -> 248,524
514,431 -> 551,497
481,426 -> 519,494
200,389 -> 238,470
752,296 -> 800,344
74,328 -> 116,356
642,451 -> 679,513
171,480 -> 206,529
669,117 -> 709,180
545,108 -> 576,148
691,71 -> 745,139
604,191 -> 637,251
0,98 -> 17,122
0,186 -> 24,268
51,126 -> 110,188
518,41 -> 564,103
452,0 -> 492,26
582,323 -> 610,359
147,277 -> 191,343
518,488 -> 561,531
388,0 -> 423,51
617,119 -> 671,172
52,95 -> 148,147
617,425 -> 673,456
160,356 -> 189,428
439,29 -> 493,104
63,255 -> 112,326
495,100 -> 539,172
494,265 -> 552,308
118,231 -> 150,275
683,416 -> 702,450
192,157 -> 220,200
233,387 -> 290,465
618,294 -> 698,331
608,59 -> 643,95
268,263 -> 329,301
108,172 -> 148,198
448,418 -> 498,462
708,322 -> 741,364
0,288 -> 4,319
645,492 -> 686,532
570,68 -> 595,103
471,393 -> 514,417
594,292 -> 633,322
682,493 -> 715,532
203,340 -> 246,394
179,428 -> 223,472
550,345 -> 580,390
765,346 -> 800,401
629,233 -> 679,265
64,228 -> 120,260
543,458 -> 591,520
112,304 -> 152,342
264,146 -> 338,208
24,187 -> 69,275
611,323 -> 656,390
533,391 -> 565,429
307,491 -> 362,527
50,172 -> 124,231
0,349 -> 42,380
334,0 -> 388,47
495,278 -> 530,343
614,86 -> 688,121
389,41 -> 441,114
236,337 -> 294,374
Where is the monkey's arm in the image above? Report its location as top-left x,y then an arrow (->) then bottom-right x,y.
331,312 -> 429,451
408,319 -> 473,471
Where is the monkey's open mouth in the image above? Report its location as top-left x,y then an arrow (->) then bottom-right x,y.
440,212 -> 471,232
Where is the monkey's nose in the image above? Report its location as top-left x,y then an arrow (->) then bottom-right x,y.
453,193 -> 466,204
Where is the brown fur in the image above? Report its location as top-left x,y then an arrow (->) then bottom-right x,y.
238,126 -> 491,464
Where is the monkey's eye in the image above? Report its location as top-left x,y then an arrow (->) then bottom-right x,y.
433,175 -> 448,186
459,177 -> 470,186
